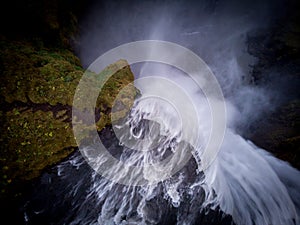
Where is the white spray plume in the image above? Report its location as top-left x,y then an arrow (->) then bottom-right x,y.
75,1 -> 300,225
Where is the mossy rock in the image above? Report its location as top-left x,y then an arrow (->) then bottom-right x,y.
1,110 -> 76,183
0,39 -> 82,105
0,39 -> 137,195
72,60 -> 137,144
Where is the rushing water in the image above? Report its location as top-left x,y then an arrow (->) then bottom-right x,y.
23,90 -> 300,225
23,74 -> 300,225
22,0 -> 300,224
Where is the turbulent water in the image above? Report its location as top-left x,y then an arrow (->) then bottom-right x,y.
24,72 -> 300,225
23,0 -> 300,225
23,89 -> 300,225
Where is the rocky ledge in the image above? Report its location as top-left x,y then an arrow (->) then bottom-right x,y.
0,38 -> 136,195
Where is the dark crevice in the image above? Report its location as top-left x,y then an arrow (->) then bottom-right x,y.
0,95 -> 110,125
0,95 -> 72,123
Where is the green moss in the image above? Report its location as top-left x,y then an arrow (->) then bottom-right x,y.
95,60 -> 136,130
72,60 -> 137,143
0,39 -> 83,105
0,39 -> 137,194
1,110 -> 76,183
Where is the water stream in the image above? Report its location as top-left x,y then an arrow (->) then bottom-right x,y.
22,0 -> 300,224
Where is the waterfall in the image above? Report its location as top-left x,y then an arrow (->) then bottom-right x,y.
24,65 -> 300,224
80,66 -> 299,225
23,1 -> 300,225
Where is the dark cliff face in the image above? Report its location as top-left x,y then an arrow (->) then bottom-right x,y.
246,0 -> 300,169
0,0 -> 93,47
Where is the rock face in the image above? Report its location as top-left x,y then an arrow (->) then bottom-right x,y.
249,101 -> 300,169
0,38 -> 136,194
246,0 -> 300,169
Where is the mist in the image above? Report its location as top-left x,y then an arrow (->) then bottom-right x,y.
76,0 -> 287,131
72,1 -> 300,225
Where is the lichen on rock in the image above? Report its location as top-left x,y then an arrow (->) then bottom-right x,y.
0,38 -> 137,194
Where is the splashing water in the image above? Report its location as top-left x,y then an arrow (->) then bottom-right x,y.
23,1 -> 300,224
102,67 -> 300,225
24,65 -> 300,225
83,81 -> 300,225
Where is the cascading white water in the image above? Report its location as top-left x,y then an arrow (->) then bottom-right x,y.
65,0 -> 300,224
94,65 -> 300,225
67,59 -> 300,225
